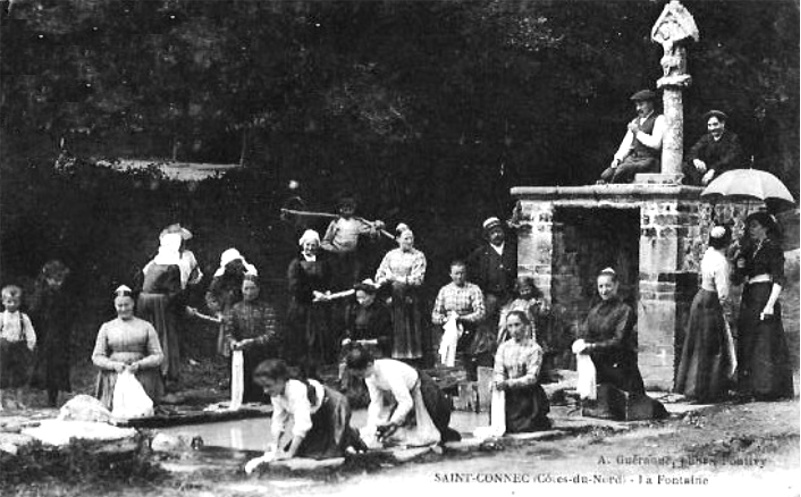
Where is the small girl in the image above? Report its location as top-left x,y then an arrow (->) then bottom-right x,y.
0,285 -> 37,410
497,276 -> 547,343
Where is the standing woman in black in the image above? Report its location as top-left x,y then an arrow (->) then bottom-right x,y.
286,230 -> 333,365
734,212 -> 794,400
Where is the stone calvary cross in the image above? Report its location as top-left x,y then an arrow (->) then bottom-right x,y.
649,0 -> 700,184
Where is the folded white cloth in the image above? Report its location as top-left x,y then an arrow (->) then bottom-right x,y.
573,340 -> 597,400
229,350 -> 244,411
438,315 -> 462,367
474,387 -> 506,439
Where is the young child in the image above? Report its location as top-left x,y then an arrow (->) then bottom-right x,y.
0,285 -> 37,410
497,276 -> 548,344
320,195 -> 385,291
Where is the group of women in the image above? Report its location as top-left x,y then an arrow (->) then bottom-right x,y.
676,211 -> 794,403
85,209 -> 793,463
565,209 -> 795,422
286,223 -> 427,366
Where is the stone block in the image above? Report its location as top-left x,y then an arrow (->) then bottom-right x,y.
640,235 -> 679,273
273,457 -> 346,471
0,433 -> 35,455
454,382 -> 479,412
660,226 -> 676,237
506,430 -> 566,441
655,214 -> 680,225
477,367 -> 493,411
637,299 -> 676,347
640,363 -> 674,391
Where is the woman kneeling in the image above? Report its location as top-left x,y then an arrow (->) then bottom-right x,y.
346,346 -> 460,448
494,311 -> 551,433
253,359 -> 362,461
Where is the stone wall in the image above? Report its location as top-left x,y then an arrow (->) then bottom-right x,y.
551,207 -> 641,333
511,185 -> 757,390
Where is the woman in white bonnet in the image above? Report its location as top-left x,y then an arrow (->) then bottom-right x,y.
205,248 -> 259,356
286,230 -> 334,364
675,225 -> 737,402
137,232 -> 183,384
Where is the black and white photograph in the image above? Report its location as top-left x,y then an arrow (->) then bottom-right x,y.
0,0 -> 798,495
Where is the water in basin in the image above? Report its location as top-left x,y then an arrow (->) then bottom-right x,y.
159,409 -> 490,451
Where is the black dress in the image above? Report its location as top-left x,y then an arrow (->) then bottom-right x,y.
286,255 -> 333,364
223,299 -> 280,403
29,284 -> 75,395
583,297 -> 645,394
675,248 -> 736,402
582,297 -> 667,420
138,263 -> 182,381
734,238 -> 794,400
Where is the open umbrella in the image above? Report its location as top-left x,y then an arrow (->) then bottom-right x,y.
701,168 -> 795,208
701,168 -> 798,251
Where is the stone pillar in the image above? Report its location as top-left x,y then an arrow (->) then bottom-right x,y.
649,1 -> 699,183
514,200 -> 555,306
661,82 -> 685,177
638,199 -> 702,389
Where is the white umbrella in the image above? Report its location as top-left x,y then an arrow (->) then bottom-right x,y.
701,168 -> 795,206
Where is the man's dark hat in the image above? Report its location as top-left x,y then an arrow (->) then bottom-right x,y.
703,109 -> 729,122
630,89 -> 657,102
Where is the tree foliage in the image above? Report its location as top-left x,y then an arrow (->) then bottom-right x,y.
1,0 -> 798,288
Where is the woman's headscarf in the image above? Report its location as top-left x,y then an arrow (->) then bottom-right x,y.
152,233 -> 182,266
214,248 -> 258,278
298,229 -> 321,246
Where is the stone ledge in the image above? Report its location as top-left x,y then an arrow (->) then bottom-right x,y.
511,184 -> 704,202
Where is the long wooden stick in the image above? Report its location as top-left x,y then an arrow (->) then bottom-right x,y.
280,208 -> 395,240
280,208 -> 339,219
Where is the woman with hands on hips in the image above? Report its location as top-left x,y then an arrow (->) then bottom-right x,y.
733,211 -> 794,400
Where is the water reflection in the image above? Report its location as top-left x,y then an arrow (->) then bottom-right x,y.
160,410 -> 489,451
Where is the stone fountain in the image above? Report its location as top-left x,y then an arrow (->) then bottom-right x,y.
510,2 -> 753,389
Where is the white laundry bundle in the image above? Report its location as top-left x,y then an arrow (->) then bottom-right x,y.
229,350 -> 245,411
244,448 -> 276,474
111,370 -> 154,419
438,314 -> 462,367
58,394 -> 113,423
473,386 -> 506,439
572,339 -> 597,400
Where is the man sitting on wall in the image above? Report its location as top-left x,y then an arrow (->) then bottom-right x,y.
682,110 -> 744,186
598,89 -> 666,184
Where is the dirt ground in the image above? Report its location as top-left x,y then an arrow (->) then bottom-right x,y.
5,397 -> 797,497
4,254 -> 798,497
